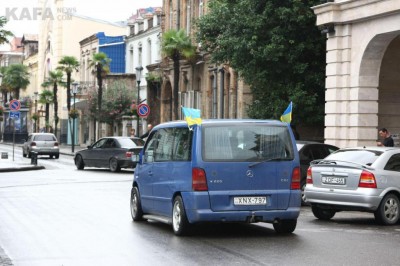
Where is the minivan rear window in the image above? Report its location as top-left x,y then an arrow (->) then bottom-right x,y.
202,124 -> 294,161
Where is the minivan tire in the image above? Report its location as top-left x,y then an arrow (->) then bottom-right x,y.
172,196 -> 191,236
311,205 -> 336,220
130,187 -> 143,221
273,219 -> 297,234
374,193 -> 400,225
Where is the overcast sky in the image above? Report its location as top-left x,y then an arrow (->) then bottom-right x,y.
1,0 -> 162,50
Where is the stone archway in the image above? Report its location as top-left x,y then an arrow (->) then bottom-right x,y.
312,0 -> 400,148
377,35 -> 400,145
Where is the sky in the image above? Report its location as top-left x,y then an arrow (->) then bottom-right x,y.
0,0 -> 162,50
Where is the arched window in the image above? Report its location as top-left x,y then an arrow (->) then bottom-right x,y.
169,0 -> 173,29
138,42 -> 143,66
129,44 -> 134,73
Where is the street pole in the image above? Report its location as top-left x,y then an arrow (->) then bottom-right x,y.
135,66 -> 143,137
71,82 -> 79,153
34,91 -> 38,132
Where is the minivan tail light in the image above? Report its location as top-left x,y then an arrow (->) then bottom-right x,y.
306,167 -> 313,184
192,168 -> 208,191
358,170 -> 377,188
54,142 -> 59,147
291,167 -> 301,190
125,151 -> 132,158
30,142 -> 36,147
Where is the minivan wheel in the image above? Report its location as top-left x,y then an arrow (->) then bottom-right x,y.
273,219 -> 297,234
311,205 -> 336,220
75,155 -> 85,170
172,196 -> 191,236
130,187 -> 143,221
110,158 -> 121,172
374,193 -> 400,225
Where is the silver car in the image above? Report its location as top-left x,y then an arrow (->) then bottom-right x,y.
305,146 -> 400,225
22,133 -> 60,159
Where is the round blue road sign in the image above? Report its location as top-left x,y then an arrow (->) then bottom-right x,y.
137,103 -> 150,117
9,99 -> 21,111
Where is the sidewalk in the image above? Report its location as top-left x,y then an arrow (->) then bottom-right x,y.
0,143 -> 83,172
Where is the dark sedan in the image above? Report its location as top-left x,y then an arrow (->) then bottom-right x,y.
74,137 -> 145,172
296,141 -> 339,205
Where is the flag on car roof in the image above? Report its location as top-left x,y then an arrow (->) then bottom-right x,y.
182,106 -> 202,129
280,102 -> 292,124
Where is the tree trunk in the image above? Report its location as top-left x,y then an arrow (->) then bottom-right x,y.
173,55 -> 180,120
53,82 -> 58,137
67,74 -> 71,112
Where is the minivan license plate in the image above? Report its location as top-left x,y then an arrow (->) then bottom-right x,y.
322,176 -> 346,185
234,197 -> 267,205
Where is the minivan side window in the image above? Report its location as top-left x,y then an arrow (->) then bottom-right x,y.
143,127 -> 192,163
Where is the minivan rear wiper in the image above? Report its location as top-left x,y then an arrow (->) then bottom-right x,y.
248,158 -> 290,168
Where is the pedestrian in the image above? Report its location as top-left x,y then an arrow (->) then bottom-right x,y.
130,128 -> 135,138
377,127 -> 394,147
140,124 -> 153,139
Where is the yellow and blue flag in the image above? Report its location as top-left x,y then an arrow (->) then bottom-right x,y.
182,106 -> 202,128
280,102 -> 292,124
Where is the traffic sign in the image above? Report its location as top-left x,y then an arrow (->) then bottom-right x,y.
137,103 -> 150,117
9,111 -> 20,119
9,99 -> 21,111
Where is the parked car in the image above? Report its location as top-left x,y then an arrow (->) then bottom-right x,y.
74,136 -> 145,172
296,141 -> 339,205
22,133 -> 60,159
305,146 -> 400,225
130,119 -> 301,236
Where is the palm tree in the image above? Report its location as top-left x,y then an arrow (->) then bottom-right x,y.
161,29 -> 196,120
2,64 -> 30,99
89,52 -> 111,116
42,70 -> 64,137
38,89 -> 54,132
57,56 -> 79,112
0,16 -> 14,45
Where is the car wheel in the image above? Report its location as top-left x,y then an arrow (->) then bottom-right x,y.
109,158 -> 121,172
130,187 -> 143,221
55,154 -> 59,159
311,205 -> 335,220
172,196 -> 191,236
273,219 -> 297,234
374,193 -> 400,225
75,155 -> 85,170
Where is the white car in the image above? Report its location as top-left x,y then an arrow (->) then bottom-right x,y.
22,133 -> 60,159
305,146 -> 400,225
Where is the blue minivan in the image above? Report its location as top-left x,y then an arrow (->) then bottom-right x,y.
130,119 -> 301,235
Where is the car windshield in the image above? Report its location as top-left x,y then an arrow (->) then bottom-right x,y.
324,149 -> 382,165
118,138 -> 144,148
202,124 -> 294,161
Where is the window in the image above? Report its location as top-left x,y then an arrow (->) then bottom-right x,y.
143,127 -> 192,162
203,125 -> 293,161
384,154 -> 400,172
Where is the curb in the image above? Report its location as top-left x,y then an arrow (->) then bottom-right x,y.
0,165 -> 45,173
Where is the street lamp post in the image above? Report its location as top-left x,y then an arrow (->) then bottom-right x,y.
71,82 -> 79,153
135,66 -> 143,137
34,91 -> 38,132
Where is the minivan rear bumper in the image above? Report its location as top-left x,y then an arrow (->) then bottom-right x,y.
182,192 -> 300,223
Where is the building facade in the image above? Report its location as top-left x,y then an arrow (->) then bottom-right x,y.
149,0 -> 252,126
313,0 -> 400,147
